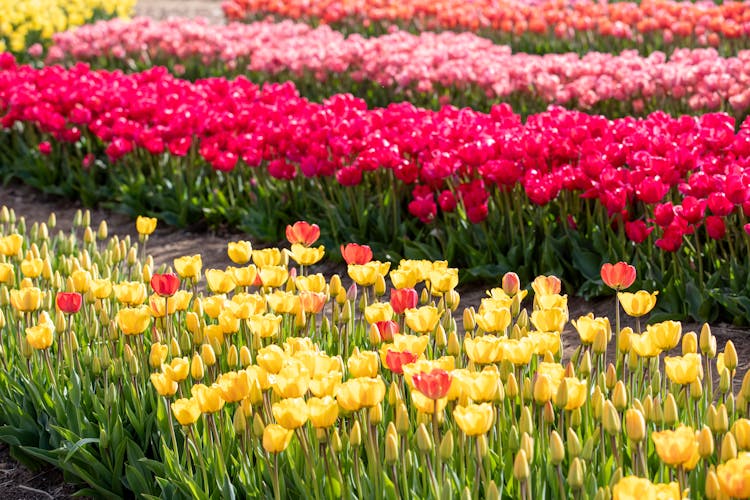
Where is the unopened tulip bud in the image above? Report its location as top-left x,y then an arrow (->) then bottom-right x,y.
416,423 -> 432,452
505,373 -> 519,399
83,226 -> 95,244
612,381 -> 628,412
91,356 -> 102,376
388,382 -> 402,406
331,429 -> 342,453
643,396 -> 654,423
602,400 -> 621,435
579,351 -> 592,378
201,344 -> 216,366
570,408 -> 582,428
227,345 -> 239,368
477,434 -> 489,458
682,331 -> 697,355
341,301 -> 351,322
373,274 -> 386,297
544,401 -> 555,424
384,432 -> 399,465
520,432 -> 534,463
191,353 -> 204,380
252,414 -> 264,438
369,403 -> 383,425
698,426 -> 714,458
522,377 -> 532,403
142,264 -> 152,284
727,393 -> 735,415
715,404 -> 729,434
705,468 -> 720,499
724,341 -> 738,371
628,349 -> 638,372
624,409 -> 646,442
128,355 -> 139,375
650,368 -> 661,394
348,420 -> 362,447
240,346 -> 252,367
513,449 -> 530,481
721,432 -> 737,462
567,457 -> 584,489
691,379 -> 704,400
462,307 -> 475,332
663,393 -> 678,426
435,324 -> 447,348
720,368 -> 731,394
550,430 -> 565,465
595,487 -> 610,500
605,363 -> 617,390
233,406 -> 246,435
520,406 -> 534,435
440,430 -> 454,460
593,329 -> 607,354
447,331 -> 460,356
460,487 -> 472,500
419,288 -> 429,305
502,272 -> 520,295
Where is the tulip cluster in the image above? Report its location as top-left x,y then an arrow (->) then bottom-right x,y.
221,0 -> 750,56
1,208 -> 750,499
2,57 -> 750,320
0,0 -> 134,54
42,18 -> 750,118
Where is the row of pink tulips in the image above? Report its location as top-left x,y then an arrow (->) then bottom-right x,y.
42,18 -> 750,116
1,55 -> 750,250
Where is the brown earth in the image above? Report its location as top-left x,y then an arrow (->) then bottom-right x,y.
2,0 -> 750,496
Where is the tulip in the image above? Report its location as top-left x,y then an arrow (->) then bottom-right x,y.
25,311 -> 54,350
162,357 -> 190,382
530,307 -> 567,333
664,353 -> 702,385
475,307 -> 511,333
651,425 -> 698,467
230,265 -> 258,288
572,313 -> 610,344
335,376 -> 386,411
10,287 -> 43,312
464,335 -> 503,364
136,216 -> 157,236
56,292 -> 82,314
272,397 -> 309,429
0,263 -> 13,284
648,321 -> 682,350
191,383 -> 225,413
113,281 -> 148,306
564,377 -> 587,410
340,243 -> 372,265
263,424 -> 294,453
151,373 -> 178,397
150,273 -> 180,297
171,398 -> 202,426
286,221 -> 320,246
295,274 -> 327,293
252,248 -> 282,268
307,396 -> 339,428
716,454 -> 750,498
227,241 -> 253,264
412,369 -> 452,400
115,305 -> 151,335
429,268 -> 458,294
173,254 -> 202,280
288,243 -> 324,266
205,269 -> 236,294
453,403 -> 494,436
600,262 -> 636,290
364,302 -> 394,324
531,275 -> 561,296
347,348 -> 379,378
612,477 -> 680,500
247,313 -> 283,339
0,234 -> 23,256
384,349 -> 419,374
20,256 -> 43,278
405,306 -> 440,334
259,265 -> 289,288
618,291 -> 658,317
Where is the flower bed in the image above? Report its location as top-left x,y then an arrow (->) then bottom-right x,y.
39,18 -> 750,119
221,0 -> 750,56
2,56 -> 750,321
0,211 -> 748,498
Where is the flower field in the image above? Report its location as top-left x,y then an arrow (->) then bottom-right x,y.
2,0 -> 750,497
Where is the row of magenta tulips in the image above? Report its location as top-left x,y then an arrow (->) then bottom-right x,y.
2,56 -> 750,321
37,18 -> 750,119
222,0 -> 750,56
0,212 -> 749,498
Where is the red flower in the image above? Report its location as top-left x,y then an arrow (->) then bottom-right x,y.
385,350 -> 418,375
38,141 -> 52,156
374,320 -> 399,342
705,216 -> 726,240
390,288 -> 418,314
600,262 -> 636,290
412,369 -> 452,400
285,221 -> 320,246
340,243 -> 372,265
150,273 -> 180,297
624,220 -> 654,244
56,292 -> 82,314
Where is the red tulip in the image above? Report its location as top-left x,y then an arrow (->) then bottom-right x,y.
385,350 -> 418,375
501,272 -> 520,295
285,221 -> 320,246
56,292 -> 82,314
374,320 -> 399,342
340,243 -> 373,265
600,262 -> 636,290
412,369 -> 452,400
390,288 -> 418,314
150,273 -> 180,297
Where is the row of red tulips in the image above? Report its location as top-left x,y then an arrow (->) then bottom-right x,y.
221,0 -> 750,56
37,18 -> 750,119
1,55 -> 750,320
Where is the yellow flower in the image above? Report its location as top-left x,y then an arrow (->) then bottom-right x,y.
365,302 -> 394,324
530,308 -> 567,333
113,281 -> 148,305
648,321 -> 682,351
20,256 -> 43,278
531,275 -> 561,297
247,313 -> 283,339
230,265 -> 258,288
205,269 -> 236,294
618,291 -> 658,317
453,403 -> 494,436
151,373 -> 178,397
295,274 -> 327,293
288,244 -> 325,266
335,377 -> 386,411
536,362 -> 565,394
664,353 -> 702,385
572,313 -> 610,345
0,262 -> 13,284
272,398 -> 309,429
411,390 -> 448,414
392,334 -> 430,356
171,398 -> 202,426
307,396 -> 339,428
231,293 -> 266,316
299,291 -> 328,314
465,367 -> 500,402
273,361 -> 311,398
389,268 -> 419,289
651,425 -> 698,467
259,265 -> 289,288
25,311 -> 54,350
173,255 -> 202,280
500,337 -> 535,366
252,248 -> 282,267
263,424 -> 294,453
563,377 -> 588,410
716,454 -> 750,498
348,261 -> 390,287
347,348 -> 379,378
149,343 -> 169,369
216,370 -> 251,403
405,306 -> 441,334
630,332 -> 661,358
0,234 -> 23,257
535,293 -> 568,311
162,357 -> 190,382
429,268 -> 458,294
529,331 -> 560,356
474,308 -> 511,333
136,216 -> 157,235
90,278 -> 112,299
149,294 -> 178,317
309,371 -> 342,398
732,419 -> 750,451
202,295 -> 228,319
191,383 -> 225,413
266,291 -> 300,315
257,344 -> 287,374
227,241 -> 253,264
612,476 -> 680,500
10,286 -> 43,312
464,335 -> 503,364
115,305 -> 151,335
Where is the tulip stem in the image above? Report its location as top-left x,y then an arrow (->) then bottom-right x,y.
164,397 -> 179,457
271,452 -> 281,500
188,426 -> 209,493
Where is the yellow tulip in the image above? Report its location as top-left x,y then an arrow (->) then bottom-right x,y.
612,476 -> 680,500
191,383 -> 225,413
411,390 -> 448,414
309,371 -> 342,398
136,216 -> 157,235
273,361 -> 311,399
202,295 -> 228,319
263,424 -> 294,453
113,281 -> 148,305
162,357 -> 190,382
247,313 -> 283,339
651,425 -> 698,467
20,256 -> 43,278
618,291 -> 658,317
664,353 -> 702,385
648,321 -> 682,351
429,268 -> 458,294
259,265 -> 289,288
405,306 -> 441,334
732,420 -> 750,451
149,343 -> 169,369
716,454 -> 750,498
149,294 -> 178,317
564,377 -> 587,410
348,261 -> 390,287
0,234 -> 23,256
205,269 -> 236,294
288,244 -> 325,266
347,348 -> 379,378
10,286 -> 43,312
307,396 -> 339,428
464,335 -> 503,364
630,331 -> 661,358
392,334 -> 430,356
536,362 -> 565,393
530,307 -> 567,333
25,311 -> 54,350
0,263 -> 13,284
529,331 -> 560,356
246,365 -> 271,391
474,308 -> 511,333
90,278 -> 112,299
531,275 -> 561,297
230,265 -> 258,288
535,293 -> 568,311
252,248 -> 282,268
572,313 -> 610,345
389,268 -> 419,289
231,293 -> 266,316
173,255 -> 203,280
171,398 -> 202,426
295,274 -> 327,293
272,398 -> 309,429
115,305 -> 151,335
151,373 -> 178,397
500,337 -> 535,366
365,302 -> 394,324
453,403 -> 494,436
216,370 -> 251,403
335,377 -> 386,412
227,241 -> 253,264
266,291 -> 300,315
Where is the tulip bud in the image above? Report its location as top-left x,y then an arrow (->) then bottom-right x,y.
595,487 -> 610,500
200,344 -> 216,366
650,368 -> 661,394
388,382 -> 402,406
721,432 -> 737,462
435,324 -> 447,348
516,309 -> 529,330
700,324 -> 715,357
705,468 -> 720,499
720,368 -> 731,394
520,406 -> 534,435
374,274 -> 386,297
568,458 -> 584,490
505,373 -> 519,399
624,408 -> 646,443
440,430 -> 454,460
612,381 -> 628,412
477,434 -> 488,458
485,481 -> 499,500
83,226 -> 95,244
602,400 -> 621,435
227,345 -> 239,368
520,432 -> 534,463
727,393 -> 735,417
579,351 -> 592,378
191,353 -> 205,380
233,406 -> 246,435
691,379 -> 704,400
369,404 -> 383,425
715,404 -> 729,434
566,427 -> 582,458
663,393 -> 678,426
682,331 -> 697,355
550,430 -> 565,465
522,377 -> 532,404
593,329 -> 607,355
239,346 -> 252,367
698,426 -> 714,458
618,327 -> 631,354
513,450 -> 530,481
252,413 -> 264,438
349,420 -> 362,447
724,341 -> 738,372
416,423 -> 432,452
